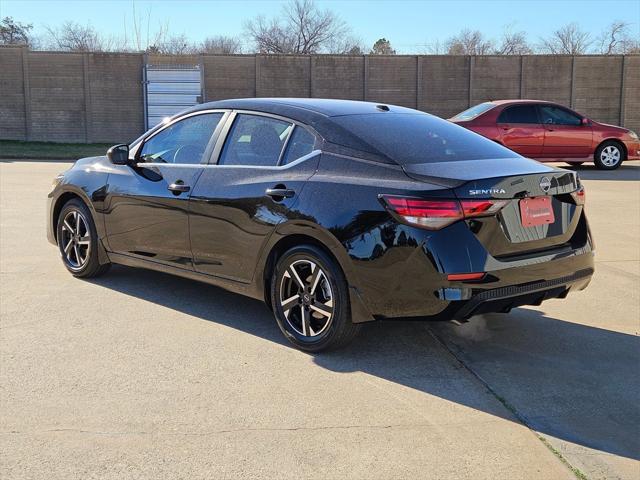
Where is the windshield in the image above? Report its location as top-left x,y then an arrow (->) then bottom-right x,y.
332,113 -> 517,165
451,102 -> 495,121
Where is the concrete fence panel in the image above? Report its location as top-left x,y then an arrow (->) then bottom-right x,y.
366,56 -> 417,108
257,55 -> 310,97
471,56 -> 521,105
311,55 -> 364,100
419,55 -> 470,119
203,55 -> 256,101
0,47 -> 26,140
521,56 -> 572,106
622,55 -> 640,134
28,52 -> 86,142
87,53 -> 144,143
573,56 -> 623,126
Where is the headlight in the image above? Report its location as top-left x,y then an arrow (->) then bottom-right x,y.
628,130 -> 639,140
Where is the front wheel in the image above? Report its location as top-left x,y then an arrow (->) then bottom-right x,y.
56,199 -> 111,278
270,245 -> 360,352
594,141 -> 624,170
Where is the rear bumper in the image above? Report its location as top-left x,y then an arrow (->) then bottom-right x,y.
450,267 -> 592,320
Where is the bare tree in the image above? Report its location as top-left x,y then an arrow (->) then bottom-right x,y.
539,23 -> 592,54
370,38 -> 396,55
496,27 -> 532,55
0,17 -> 33,45
148,33 -> 196,54
200,35 -> 243,54
245,0 -> 350,54
44,21 -> 117,51
596,21 -> 639,54
446,29 -> 493,55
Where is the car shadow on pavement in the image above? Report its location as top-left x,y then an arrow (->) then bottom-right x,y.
91,265 -> 640,463
561,162 -> 640,181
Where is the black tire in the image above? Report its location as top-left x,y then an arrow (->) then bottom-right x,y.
594,141 -> 625,170
270,245 -> 360,352
56,198 -> 111,278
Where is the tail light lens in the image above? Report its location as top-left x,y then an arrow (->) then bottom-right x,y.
571,186 -> 585,206
381,195 -> 508,230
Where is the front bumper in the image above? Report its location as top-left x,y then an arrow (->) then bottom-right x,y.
625,140 -> 640,160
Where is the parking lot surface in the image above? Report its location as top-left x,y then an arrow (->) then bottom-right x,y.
1,160 -> 639,480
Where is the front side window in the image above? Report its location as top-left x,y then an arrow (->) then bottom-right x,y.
539,106 -> 582,126
281,127 -> 316,165
219,114 -> 292,167
139,113 -> 223,164
497,105 -> 539,124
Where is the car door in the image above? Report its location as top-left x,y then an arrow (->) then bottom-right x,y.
539,105 -> 593,158
189,111 -> 320,282
103,111 -> 227,269
496,104 -> 544,156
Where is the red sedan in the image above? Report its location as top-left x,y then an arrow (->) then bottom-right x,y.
450,100 -> 639,170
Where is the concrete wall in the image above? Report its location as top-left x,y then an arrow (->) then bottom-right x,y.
1,46 -> 638,144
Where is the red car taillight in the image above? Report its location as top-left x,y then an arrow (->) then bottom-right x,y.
381,195 -> 508,230
571,186 -> 585,206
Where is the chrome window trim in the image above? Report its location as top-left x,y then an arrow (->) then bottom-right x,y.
137,149 -> 321,170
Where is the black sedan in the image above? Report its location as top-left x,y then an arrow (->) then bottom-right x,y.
47,98 -> 594,351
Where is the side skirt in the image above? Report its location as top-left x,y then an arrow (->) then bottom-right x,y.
107,252 -> 265,301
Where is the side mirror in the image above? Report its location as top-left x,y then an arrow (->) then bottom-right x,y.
581,118 -> 590,126
107,144 -> 130,165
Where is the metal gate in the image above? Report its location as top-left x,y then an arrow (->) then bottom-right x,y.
143,64 -> 203,130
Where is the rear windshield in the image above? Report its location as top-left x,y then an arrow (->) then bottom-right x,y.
332,113 -> 516,165
451,102 -> 495,121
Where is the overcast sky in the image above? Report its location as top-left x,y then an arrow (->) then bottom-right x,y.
2,0 -> 639,53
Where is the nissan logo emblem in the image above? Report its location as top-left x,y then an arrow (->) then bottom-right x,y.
539,177 -> 551,193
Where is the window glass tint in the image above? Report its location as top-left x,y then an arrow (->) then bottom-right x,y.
140,113 -> 223,164
451,102 -> 495,121
219,114 -> 292,166
281,127 -> 316,165
539,106 -> 581,126
332,113 -> 516,165
497,105 -> 539,124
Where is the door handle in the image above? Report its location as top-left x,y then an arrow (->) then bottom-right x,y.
265,187 -> 295,199
168,182 -> 191,193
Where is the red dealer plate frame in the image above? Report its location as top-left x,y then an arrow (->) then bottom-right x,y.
519,196 -> 555,227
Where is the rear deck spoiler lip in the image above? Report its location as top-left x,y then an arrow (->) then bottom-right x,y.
401,157 -> 566,190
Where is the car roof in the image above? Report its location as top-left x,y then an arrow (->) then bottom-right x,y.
190,98 -> 419,119
488,99 -> 560,106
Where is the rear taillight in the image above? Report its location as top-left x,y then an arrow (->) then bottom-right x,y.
381,195 -> 508,230
571,186 -> 585,206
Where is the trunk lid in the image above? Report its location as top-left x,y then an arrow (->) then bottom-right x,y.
403,159 -> 584,258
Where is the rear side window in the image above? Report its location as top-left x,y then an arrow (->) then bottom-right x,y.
539,106 -> 582,126
219,114 -> 292,166
451,102 -> 495,121
281,127 -> 316,165
497,105 -> 539,124
332,113 -> 516,165
140,113 -> 223,164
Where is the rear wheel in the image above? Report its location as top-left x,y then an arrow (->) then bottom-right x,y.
56,199 -> 110,278
270,245 -> 360,352
594,141 -> 624,170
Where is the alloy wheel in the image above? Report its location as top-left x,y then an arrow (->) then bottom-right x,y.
60,210 -> 91,270
279,259 -> 334,338
600,145 -> 621,167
